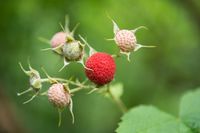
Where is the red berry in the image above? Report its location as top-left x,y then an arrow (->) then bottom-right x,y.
85,52 -> 116,86
48,83 -> 70,109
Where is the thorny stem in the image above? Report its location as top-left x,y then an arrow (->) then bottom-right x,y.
107,85 -> 128,114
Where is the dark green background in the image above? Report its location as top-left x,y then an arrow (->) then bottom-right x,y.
0,0 -> 200,133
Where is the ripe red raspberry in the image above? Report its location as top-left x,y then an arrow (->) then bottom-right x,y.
50,32 -> 67,48
85,52 -> 116,86
48,83 -> 70,109
115,30 -> 136,52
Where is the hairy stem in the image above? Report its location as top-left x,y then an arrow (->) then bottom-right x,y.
107,85 -> 128,114
41,78 -> 97,93
58,109 -> 62,127
70,87 -> 83,93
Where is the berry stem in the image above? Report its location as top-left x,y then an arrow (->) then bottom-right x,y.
40,78 -> 50,83
58,109 -> 62,127
41,76 -> 128,113
107,85 -> 127,114
54,78 -> 82,86
70,87 -> 83,93
41,78 -> 97,93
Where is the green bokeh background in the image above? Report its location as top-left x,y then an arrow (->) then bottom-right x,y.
0,0 -> 200,133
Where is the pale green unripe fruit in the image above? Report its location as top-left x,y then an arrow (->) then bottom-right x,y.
28,69 -> 42,90
62,41 -> 83,61
29,73 -> 42,89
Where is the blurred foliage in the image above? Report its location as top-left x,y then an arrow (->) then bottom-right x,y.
0,0 -> 200,133
180,88 -> 200,132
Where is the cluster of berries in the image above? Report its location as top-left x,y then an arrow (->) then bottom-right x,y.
18,16 -> 154,126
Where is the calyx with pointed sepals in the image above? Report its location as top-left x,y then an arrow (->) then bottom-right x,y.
60,40 -> 85,72
110,20 -> 155,61
60,35 -> 97,72
59,41 -> 86,72
18,62 -> 42,104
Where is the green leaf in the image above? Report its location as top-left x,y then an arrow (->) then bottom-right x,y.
180,88 -> 200,132
116,106 -> 191,133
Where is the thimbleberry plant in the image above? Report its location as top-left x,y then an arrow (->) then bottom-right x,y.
107,20 -> 156,61
18,15 -> 156,127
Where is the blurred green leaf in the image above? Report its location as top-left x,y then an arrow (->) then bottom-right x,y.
116,106 -> 191,133
180,88 -> 200,132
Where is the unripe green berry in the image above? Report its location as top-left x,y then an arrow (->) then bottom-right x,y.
62,41 -> 83,61
29,72 -> 42,89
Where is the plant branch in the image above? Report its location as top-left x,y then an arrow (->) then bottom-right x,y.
41,77 -> 97,93
41,77 -> 128,113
